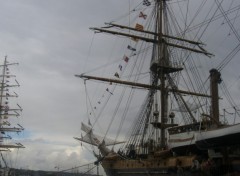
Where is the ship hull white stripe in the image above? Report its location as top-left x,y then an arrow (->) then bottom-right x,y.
195,123 -> 240,149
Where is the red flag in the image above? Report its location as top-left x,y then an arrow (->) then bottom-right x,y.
139,12 -> 147,19
123,55 -> 129,63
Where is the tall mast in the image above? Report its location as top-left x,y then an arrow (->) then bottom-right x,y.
77,0 -> 212,152
156,0 -> 168,148
0,56 -> 24,165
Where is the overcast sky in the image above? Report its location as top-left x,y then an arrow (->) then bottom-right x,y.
1,0 -> 240,175
0,0 -> 129,173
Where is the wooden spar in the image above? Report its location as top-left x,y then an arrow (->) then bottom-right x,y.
0,63 -> 19,67
0,144 -> 25,148
90,27 -> 156,43
0,127 -> 22,132
1,95 -> 18,98
75,74 -> 211,98
106,23 -> 204,45
0,113 -> 20,117
76,74 -> 160,89
90,27 -> 213,56
166,42 -> 213,56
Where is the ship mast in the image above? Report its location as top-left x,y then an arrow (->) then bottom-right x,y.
76,0 -> 212,153
0,56 -> 24,168
158,0 -> 167,148
152,0 -> 197,148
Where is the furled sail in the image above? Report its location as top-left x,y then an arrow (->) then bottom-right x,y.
74,123 -> 124,146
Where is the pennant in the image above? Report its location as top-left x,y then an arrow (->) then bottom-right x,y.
114,72 -> 120,78
135,23 -> 144,31
88,119 -> 92,126
139,12 -> 147,19
143,0 -> 151,6
106,88 -> 113,95
127,45 -> 136,51
123,55 -> 129,63
131,37 -> 139,42
119,65 -> 123,71
98,101 -> 101,104
5,121 -> 10,126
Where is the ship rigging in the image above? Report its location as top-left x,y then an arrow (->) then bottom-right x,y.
75,0 -> 240,175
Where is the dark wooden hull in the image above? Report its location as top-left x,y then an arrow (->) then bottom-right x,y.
101,154 -> 240,176
103,167 -> 203,176
101,155 -> 199,176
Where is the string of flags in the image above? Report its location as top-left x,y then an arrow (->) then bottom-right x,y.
114,45 -> 137,79
87,2 -> 149,122
87,44 -> 138,120
131,0 -> 149,41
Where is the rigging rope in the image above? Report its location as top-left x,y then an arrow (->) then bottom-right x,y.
0,152 -> 8,168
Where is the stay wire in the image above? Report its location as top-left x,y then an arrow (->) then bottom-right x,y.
220,81 -> 240,118
215,0 -> 240,43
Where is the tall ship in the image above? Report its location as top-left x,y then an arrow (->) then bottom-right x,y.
0,56 -> 24,175
75,0 -> 240,175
